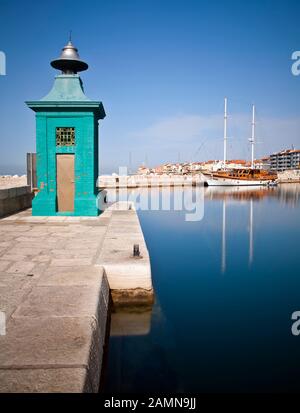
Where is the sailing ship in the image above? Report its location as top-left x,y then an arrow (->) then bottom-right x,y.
202,98 -> 277,186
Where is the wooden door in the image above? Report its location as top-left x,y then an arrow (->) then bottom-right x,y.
56,154 -> 75,212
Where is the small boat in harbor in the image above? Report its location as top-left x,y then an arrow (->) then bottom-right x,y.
202,98 -> 277,186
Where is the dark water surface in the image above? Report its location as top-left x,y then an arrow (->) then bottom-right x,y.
103,185 -> 300,393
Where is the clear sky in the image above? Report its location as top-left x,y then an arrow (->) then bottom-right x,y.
0,0 -> 299,174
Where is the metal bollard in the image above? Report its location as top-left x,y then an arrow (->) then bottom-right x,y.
133,244 -> 140,257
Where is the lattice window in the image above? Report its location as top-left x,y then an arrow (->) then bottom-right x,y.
56,127 -> 75,146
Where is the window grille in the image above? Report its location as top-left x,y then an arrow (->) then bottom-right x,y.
56,127 -> 75,146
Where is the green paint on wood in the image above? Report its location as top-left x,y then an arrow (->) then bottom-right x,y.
26,74 -> 105,216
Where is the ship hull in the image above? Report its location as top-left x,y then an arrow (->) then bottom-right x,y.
202,174 -> 271,186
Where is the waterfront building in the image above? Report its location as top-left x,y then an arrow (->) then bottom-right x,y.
138,157 -> 274,176
137,166 -> 152,175
270,149 -> 300,171
254,157 -> 271,170
26,40 -> 105,216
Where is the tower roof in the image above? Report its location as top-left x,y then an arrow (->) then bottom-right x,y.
51,40 -> 88,74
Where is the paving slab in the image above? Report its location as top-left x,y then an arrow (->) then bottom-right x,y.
39,266 -> 105,286
0,209 -> 111,392
0,367 -> 92,393
7,261 -> 36,275
13,285 -> 102,318
0,201 -> 153,392
97,209 -> 153,292
0,316 -> 99,369
50,258 -> 93,267
0,283 -> 32,320
0,261 -> 12,271
0,254 -> 28,262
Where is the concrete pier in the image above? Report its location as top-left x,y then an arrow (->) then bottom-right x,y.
98,174 -> 202,188
97,202 -> 153,306
0,202 -> 153,392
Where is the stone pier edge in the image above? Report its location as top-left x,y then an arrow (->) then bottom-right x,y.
0,202 -> 153,393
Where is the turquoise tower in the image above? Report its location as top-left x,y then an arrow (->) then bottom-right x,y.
26,40 -> 105,216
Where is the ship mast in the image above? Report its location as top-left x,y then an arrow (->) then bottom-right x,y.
221,198 -> 226,274
250,104 -> 255,169
223,97 -> 228,169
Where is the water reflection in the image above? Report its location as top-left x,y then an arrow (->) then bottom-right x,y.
249,199 -> 253,267
221,196 -> 255,273
204,183 -> 300,206
110,308 -> 152,337
104,300 -> 184,392
208,184 -> 300,274
221,198 -> 226,274
104,183 -> 300,393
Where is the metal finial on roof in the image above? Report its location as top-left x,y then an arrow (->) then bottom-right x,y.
50,37 -> 88,74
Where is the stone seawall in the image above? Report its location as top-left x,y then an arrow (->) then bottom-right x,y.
0,202 -> 153,392
0,186 -> 33,218
277,169 -> 300,183
97,202 -> 153,306
0,267 -> 110,392
98,174 -> 202,188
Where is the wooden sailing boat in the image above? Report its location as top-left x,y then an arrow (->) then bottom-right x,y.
202,99 -> 277,186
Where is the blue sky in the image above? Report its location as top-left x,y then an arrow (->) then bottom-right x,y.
0,0 -> 299,174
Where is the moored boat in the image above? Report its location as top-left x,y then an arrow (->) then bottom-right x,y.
202,168 -> 277,186
203,99 -> 277,187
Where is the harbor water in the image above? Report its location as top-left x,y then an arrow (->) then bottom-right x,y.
103,184 -> 300,393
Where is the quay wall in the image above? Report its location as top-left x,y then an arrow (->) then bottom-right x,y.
0,202 -> 152,393
0,186 -> 32,218
0,265 -> 110,393
277,169 -> 300,183
97,202 -> 154,306
98,174 -> 202,188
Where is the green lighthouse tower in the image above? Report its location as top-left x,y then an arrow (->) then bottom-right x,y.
26,40 -> 105,216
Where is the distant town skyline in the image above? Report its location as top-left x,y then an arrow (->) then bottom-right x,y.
0,0 -> 300,174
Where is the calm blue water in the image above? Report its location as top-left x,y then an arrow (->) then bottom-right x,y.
104,185 -> 300,393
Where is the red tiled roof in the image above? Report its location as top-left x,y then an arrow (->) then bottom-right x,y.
272,149 -> 300,155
